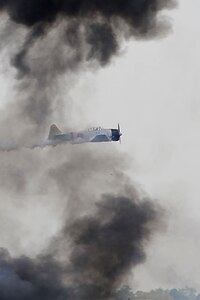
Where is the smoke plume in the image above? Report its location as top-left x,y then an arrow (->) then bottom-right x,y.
0,0 -> 176,132
1,0 -> 177,67
0,193 -> 159,300
0,0 -> 175,299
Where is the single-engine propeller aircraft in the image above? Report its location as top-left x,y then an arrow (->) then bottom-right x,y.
41,123 -> 122,147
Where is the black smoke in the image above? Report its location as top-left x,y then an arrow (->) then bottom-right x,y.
0,194 -> 159,300
0,0 -> 175,27
0,0 -> 176,76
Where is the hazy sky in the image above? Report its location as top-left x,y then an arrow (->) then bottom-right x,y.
72,0 -> 200,291
0,0 -> 200,294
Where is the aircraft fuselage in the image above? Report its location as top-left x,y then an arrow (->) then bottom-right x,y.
45,125 -> 122,146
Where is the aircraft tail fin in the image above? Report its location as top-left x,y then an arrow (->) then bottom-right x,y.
48,124 -> 62,139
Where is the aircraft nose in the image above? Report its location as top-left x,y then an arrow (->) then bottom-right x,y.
111,129 -> 122,141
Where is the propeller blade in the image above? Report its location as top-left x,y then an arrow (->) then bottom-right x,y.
118,123 -> 122,143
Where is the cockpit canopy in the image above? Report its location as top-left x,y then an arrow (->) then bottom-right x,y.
88,127 -> 103,131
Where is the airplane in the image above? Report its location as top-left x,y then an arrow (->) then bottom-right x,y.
40,123 -> 122,147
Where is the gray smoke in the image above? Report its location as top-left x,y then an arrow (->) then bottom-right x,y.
0,193 -> 159,300
0,142 -> 163,299
0,0 -> 176,132
0,1 -> 175,299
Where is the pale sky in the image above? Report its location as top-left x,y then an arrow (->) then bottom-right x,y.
1,0 -> 200,293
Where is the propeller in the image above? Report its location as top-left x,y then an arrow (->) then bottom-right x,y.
118,123 -> 122,143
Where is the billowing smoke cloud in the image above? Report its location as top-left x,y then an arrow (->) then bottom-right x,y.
0,0 -> 176,131
0,1 -> 175,299
1,0 -> 176,68
0,194 -> 159,300
0,142 -> 163,299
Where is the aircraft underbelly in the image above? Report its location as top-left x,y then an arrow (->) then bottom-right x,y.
91,135 -> 110,142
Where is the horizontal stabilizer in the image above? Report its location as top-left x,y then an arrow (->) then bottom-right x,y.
48,124 -> 62,139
